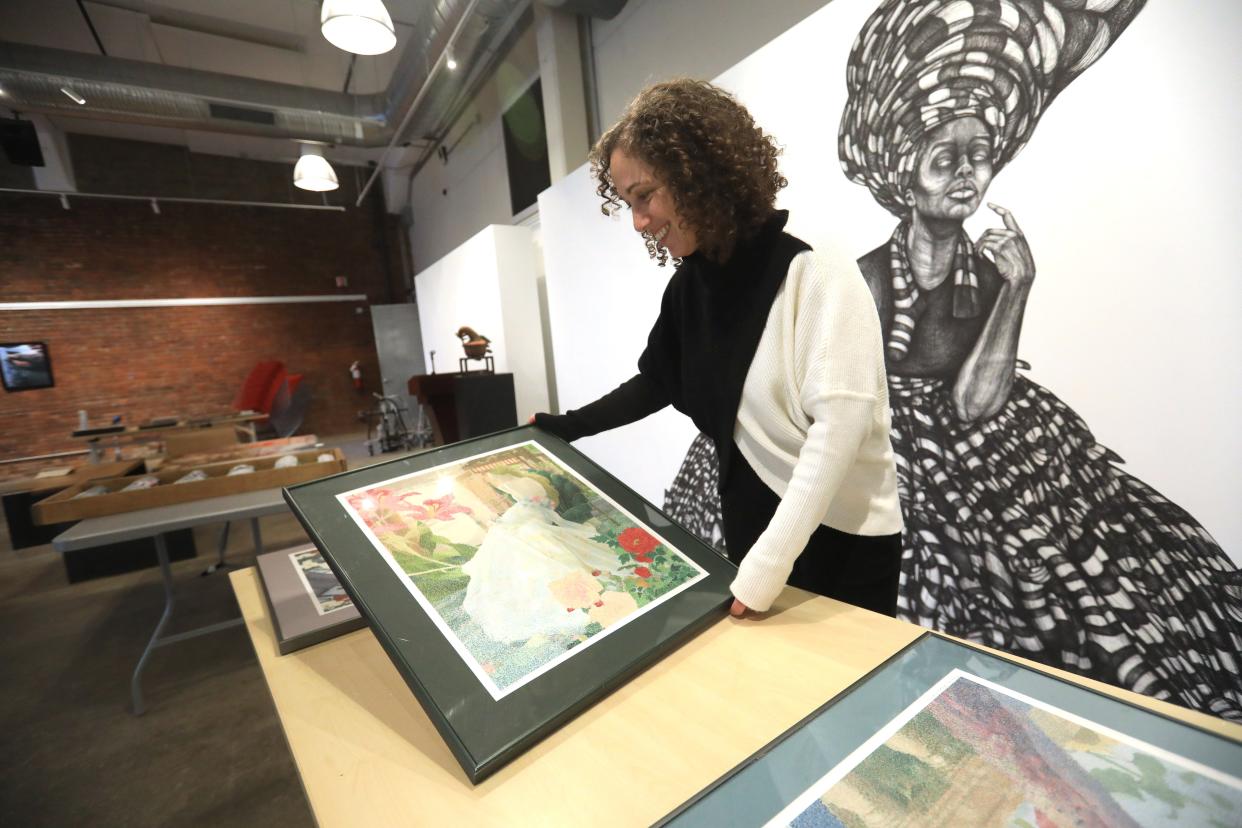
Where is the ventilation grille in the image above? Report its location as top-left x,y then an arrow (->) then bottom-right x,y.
208,102 -> 276,125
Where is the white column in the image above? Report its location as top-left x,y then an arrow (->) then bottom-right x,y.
534,3 -> 590,182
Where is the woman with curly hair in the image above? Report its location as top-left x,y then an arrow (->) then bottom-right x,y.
535,79 -> 904,617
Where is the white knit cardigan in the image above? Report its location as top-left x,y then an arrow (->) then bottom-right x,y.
729,250 -> 904,611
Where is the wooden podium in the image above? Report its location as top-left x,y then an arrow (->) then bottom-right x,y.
407,372 -> 518,444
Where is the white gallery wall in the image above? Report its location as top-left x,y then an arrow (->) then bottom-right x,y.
540,0 -> 1242,561
539,166 -> 699,505
414,224 -> 550,421
403,0 -> 834,274
588,0 -> 831,126
405,27 -> 541,270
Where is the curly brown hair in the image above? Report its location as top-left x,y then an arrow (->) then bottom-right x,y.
589,78 -> 787,265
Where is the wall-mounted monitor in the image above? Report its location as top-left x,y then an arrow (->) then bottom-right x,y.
1,342 -> 55,392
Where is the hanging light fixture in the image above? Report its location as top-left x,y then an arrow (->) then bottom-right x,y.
293,144 -> 339,192
320,0 -> 396,56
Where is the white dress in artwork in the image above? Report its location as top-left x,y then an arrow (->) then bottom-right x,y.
461,493 -> 617,644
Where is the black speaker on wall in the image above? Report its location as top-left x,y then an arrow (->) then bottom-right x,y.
0,118 -> 46,166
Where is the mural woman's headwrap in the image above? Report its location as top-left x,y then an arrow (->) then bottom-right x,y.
838,0 -> 1146,360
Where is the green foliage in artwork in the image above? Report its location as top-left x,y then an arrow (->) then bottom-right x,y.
847,744 -> 950,811
528,469 -> 594,522
1011,819 -> 1037,828
1208,791 -> 1236,812
583,621 -> 603,636
1091,767 -> 1145,800
588,509 -> 634,537
413,569 -> 470,604
904,708 -> 972,764
488,465 -> 560,503
1132,752 -> 1187,810
389,543 -> 449,576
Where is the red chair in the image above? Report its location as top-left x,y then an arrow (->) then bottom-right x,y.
232,360 -> 285,420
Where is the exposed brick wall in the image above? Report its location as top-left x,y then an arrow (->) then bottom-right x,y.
0,134 -> 409,461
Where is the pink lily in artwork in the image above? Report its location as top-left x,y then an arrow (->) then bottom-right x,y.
397,493 -> 472,522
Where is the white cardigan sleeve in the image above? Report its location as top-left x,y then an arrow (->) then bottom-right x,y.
728,253 -> 887,612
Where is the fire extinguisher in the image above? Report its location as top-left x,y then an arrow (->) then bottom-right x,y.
349,360 -> 363,392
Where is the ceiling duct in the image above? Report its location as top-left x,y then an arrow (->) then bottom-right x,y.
0,0 -> 540,149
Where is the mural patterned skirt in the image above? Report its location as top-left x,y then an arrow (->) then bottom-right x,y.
664,375 -> 1242,721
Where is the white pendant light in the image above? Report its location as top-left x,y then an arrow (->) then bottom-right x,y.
294,144 -> 339,192
320,0 -> 397,56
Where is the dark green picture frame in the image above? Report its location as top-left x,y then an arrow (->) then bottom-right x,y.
283,425 -> 736,783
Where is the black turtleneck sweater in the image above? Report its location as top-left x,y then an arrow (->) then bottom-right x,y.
535,210 -> 809,482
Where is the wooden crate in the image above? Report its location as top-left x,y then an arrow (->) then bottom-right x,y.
33,448 -> 347,525
146,435 -> 320,473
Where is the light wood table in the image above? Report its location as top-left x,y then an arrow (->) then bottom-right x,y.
230,569 -> 1240,826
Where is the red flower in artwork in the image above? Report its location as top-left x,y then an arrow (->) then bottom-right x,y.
633,552 -> 653,564
617,527 -> 658,555
633,566 -> 652,579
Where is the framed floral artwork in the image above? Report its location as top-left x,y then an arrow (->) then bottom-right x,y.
658,633 -> 1242,827
283,426 -> 736,783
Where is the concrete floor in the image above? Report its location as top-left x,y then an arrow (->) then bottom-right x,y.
0,435 -> 424,827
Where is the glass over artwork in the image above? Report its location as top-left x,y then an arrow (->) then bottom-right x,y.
663,634 -> 1242,828
290,547 -> 352,615
336,440 -> 707,699
773,670 -> 1242,827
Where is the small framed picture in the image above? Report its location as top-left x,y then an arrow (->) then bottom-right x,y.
283,425 -> 736,783
255,543 -> 366,655
1,342 -> 54,392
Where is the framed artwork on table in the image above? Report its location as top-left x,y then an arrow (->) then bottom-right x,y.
255,543 -> 365,654
282,425 -> 736,783
658,633 -> 1242,827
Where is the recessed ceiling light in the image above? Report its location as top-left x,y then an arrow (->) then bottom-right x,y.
293,144 -> 339,192
446,50 -> 458,71
60,86 -> 86,105
320,0 -> 396,56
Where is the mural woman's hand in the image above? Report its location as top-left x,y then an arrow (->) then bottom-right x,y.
976,203 -> 1035,289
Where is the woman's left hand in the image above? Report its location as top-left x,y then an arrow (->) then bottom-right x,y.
977,203 -> 1035,289
730,599 -> 751,617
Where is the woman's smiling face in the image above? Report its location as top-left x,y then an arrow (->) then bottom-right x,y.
908,117 -> 994,222
609,147 -> 699,259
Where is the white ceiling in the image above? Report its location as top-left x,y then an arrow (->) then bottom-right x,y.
0,0 -> 439,167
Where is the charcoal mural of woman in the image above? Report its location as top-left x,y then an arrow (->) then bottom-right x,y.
664,0 -> 1242,721
835,0 -> 1241,719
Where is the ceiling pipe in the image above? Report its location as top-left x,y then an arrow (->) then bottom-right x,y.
354,0 -> 484,206
0,186 -> 347,211
390,1 -> 534,201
